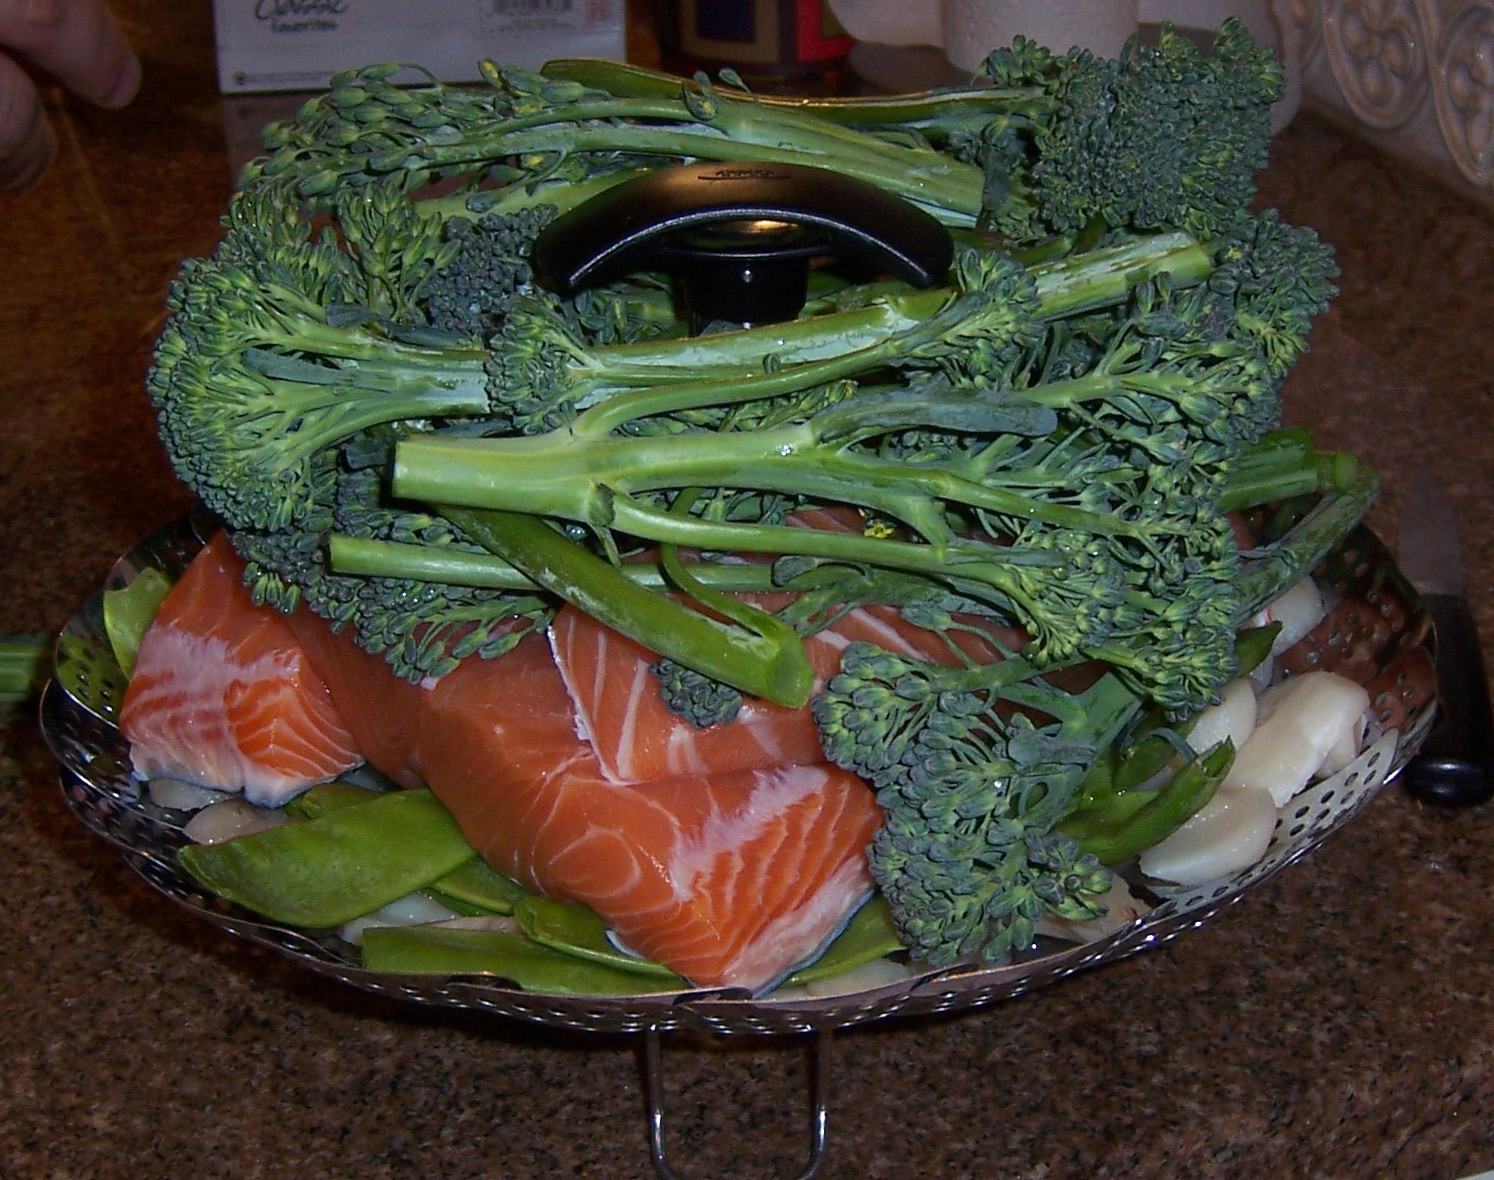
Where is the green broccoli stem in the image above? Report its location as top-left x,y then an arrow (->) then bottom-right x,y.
1028,232 -> 1212,316
393,405 -> 1148,544
326,533 -> 786,594
431,487 -> 1078,644
548,230 -> 1210,392
512,494 -> 1050,596
361,93 -> 987,223
1038,667 -> 1147,772
414,167 -> 645,222
243,347 -> 490,399
229,369 -> 494,460
439,506 -> 816,707
340,429 -> 1348,596
213,278 -> 493,370
1233,464 -> 1380,616
0,634 -> 50,704
540,57 -> 1046,136
1217,426 -> 1362,512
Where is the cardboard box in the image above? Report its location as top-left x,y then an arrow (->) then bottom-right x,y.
212,0 -> 627,93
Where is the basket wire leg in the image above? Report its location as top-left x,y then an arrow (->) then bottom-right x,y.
643,1024 -> 832,1180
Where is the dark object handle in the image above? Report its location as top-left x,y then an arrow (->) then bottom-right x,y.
1403,593 -> 1494,807
531,161 -> 953,326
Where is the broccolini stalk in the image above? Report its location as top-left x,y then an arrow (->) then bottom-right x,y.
543,18 -> 1283,242
399,382 -> 1121,541
254,61 -> 982,221
539,56 -> 1025,129
1218,425 -> 1363,513
329,428 -> 1354,591
1233,464 -> 1380,615
250,19 -> 1279,245
484,230 -> 1211,434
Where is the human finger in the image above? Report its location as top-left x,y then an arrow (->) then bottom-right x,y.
0,0 -> 140,110
0,50 -> 55,191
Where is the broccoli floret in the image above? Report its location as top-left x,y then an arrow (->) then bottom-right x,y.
147,176 -> 593,677
970,19 -> 1283,241
812,640 -> 1130,964
650,657 -> 743,727
1200,208 -> 1340,376
424,205 -> 555,338
147,178 -> 495,533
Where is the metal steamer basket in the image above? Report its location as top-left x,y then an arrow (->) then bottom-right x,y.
42,511 -> 1438,1180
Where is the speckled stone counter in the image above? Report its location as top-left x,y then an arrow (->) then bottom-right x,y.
3,8 -> 1494,1179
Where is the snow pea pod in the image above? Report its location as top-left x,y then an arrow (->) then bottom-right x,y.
516,892 -> 909,988
0,634 -> 50,704
359,924 -> 689,995
178,788 -> 477,927
102,566 -> 172,677
429,858 -> 532,916
286,781 -> 534,915
283,780 -> 379,819
1065,753 -> 1161,829
1062,741 -> 1235,865
362,895 -> 909,995
514,895 -> 682,979
783,895 -> 904,986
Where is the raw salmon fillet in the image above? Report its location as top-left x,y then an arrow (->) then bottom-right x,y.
289,613 -> 883,993
283,610 -> 431,790
550,599 -> 971,783
119,533 -> 362,806
418,635 -> 880,992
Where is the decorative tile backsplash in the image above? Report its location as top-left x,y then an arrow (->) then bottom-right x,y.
1293,0 -> 1494,204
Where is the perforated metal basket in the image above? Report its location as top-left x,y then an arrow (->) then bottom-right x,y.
40,514 -> 1437,1179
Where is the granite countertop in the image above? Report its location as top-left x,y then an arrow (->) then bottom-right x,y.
4,8 -> 1494,1179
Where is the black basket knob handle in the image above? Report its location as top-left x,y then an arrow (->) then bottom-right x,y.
531,161 -> 954,326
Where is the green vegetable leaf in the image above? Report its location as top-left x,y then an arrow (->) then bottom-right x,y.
102,568 -> 173,678
359,923 -> 689,994
178,788 -> 476,928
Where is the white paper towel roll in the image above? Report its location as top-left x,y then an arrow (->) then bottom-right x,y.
942,0 -> 1141,71
826,0 -> 944,47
